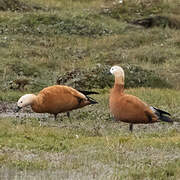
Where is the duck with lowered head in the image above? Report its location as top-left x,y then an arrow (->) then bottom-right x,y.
16,85 -> 98,120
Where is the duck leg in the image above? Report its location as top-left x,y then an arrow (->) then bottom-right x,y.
54,113 -> 65,123
54,114 -> 58,121
66,112 -> 70,118
129,123 -> 133,132
67,112 -> 72,123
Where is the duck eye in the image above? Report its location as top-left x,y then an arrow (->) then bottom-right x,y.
20,101 -> 23,103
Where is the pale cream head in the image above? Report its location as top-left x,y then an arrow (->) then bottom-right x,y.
110,65 -> 124,77
17,94 -> 36,108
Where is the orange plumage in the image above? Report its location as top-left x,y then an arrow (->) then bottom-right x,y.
16,85 -> 98,120
109,66 -> 172,131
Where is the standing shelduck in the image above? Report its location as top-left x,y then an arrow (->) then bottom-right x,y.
16,85 -> 98,120
109,65 -> 173,132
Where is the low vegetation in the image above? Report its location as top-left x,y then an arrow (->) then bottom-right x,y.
0,0 -> 179,179
57,64 -> 171,89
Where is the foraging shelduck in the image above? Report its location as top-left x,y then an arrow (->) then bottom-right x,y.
16,85 -> 98,120
109,65 -> 173,132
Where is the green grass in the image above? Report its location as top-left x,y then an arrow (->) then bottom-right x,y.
0,0 -> 180,179
0,0 -> 180,91
0,88 -> 180,179
0,114 -> 179,178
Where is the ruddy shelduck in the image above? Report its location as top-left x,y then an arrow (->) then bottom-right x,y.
109,65 -> 173,132
16,85 -> 98,120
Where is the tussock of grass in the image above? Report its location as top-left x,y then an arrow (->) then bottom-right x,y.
132,15 -> 180,29
0,0 -> 30,11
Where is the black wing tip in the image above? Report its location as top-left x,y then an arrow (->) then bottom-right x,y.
160,115 -> 173,123
78,90 -> 99,95
153,106 -> 171,116
87,96 -> 98,104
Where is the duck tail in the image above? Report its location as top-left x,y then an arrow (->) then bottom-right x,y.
151,106 -> 173,123
87,96 -> 98,104
152,106 -> 171,116
159,115 -> 173,123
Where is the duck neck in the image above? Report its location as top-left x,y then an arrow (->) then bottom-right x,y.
31,94 -> 40,112
26,94 -> 36,105
115,75 -> 124,85
114,75 -> 124,92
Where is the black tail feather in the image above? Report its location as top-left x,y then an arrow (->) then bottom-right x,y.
87,96 -> 98,104
151,106 -> 173,123
159,115 -> 173,123
78,90 -> 99,95
153,106 -> 171,116
79,90 -> 99,104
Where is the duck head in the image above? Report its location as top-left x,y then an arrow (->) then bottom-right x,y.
110,65 -> 125,85
15,94 -> 36,112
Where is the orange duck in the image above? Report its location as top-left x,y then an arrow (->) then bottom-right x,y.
16,85 -> 98,120
109,65 -> 173,132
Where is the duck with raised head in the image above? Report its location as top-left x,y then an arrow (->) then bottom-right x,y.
16,85 -> 98,120
109,65 -> 173,132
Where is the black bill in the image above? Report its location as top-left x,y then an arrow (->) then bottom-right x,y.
14,106 -> 22,113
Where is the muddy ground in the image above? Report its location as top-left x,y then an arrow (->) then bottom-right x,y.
0,101 -> 48,119
0,101 -> 179,130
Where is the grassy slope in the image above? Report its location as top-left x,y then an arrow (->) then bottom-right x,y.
0,0 -> 180,92
0,0 -> 180,179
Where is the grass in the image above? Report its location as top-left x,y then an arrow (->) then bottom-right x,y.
0,0 -> 180,179
0,88 -> 180,179
0,115 -> 179,179
0,1 -> 180,91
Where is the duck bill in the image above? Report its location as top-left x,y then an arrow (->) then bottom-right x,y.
14,106 -> 22,112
